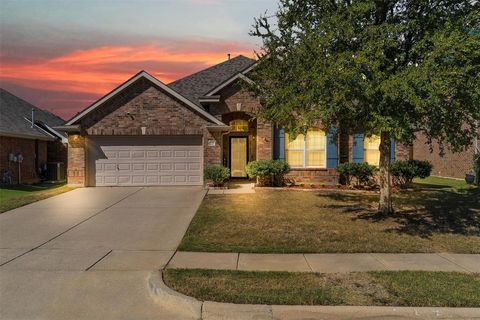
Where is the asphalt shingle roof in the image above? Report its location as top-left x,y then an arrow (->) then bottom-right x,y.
0,88 -> 65,140
168,55 -> 255,106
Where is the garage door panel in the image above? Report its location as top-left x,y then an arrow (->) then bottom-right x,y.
88,136 -> 203,186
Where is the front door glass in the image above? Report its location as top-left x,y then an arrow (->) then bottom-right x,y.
231,138 -> 247,177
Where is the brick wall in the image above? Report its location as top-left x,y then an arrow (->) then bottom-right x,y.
285,169 -> 339,184
210,82 -> 272,163
0,136 -> 47,184
67,134 -> 86,185
413,133 -> 478,178
83,79 -> 209,136
256,120 -> 272,160
210,82 -> 261,116
68,79 -> 223,185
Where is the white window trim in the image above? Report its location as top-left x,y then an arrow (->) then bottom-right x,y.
285,133 -> 327,169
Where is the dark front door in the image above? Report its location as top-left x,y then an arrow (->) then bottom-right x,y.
230,137 -> 248,177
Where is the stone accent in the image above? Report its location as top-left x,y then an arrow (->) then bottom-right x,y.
0,136 -> 48,184
67,134 -> 85,185
413,133 -> 478,178
285,168 -> 340,184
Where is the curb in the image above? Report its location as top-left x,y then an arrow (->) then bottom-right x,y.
150,270 -> 480,320
148,271 -> 202,320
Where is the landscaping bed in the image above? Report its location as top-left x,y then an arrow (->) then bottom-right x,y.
179,177 -> 480,253
0,182 -> 74,213
164,269 -> 480,307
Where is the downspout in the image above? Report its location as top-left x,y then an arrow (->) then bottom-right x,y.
31,108 -> 35,128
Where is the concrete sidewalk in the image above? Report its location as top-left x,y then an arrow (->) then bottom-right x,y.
167,251 -> 480,273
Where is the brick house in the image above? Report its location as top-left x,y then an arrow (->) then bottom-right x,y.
0,88 -> 68,184
58,55 -> 474,187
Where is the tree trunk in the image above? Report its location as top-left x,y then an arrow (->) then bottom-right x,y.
378,131 -> 394,214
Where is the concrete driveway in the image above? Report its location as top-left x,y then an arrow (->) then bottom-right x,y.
0,186 -> 205,319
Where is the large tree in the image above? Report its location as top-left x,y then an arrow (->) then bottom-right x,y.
248,0 -> 480,214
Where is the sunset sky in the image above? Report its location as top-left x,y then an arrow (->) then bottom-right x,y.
0,0 -> 277,119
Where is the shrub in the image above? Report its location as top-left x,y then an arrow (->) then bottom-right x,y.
245,160 -> 290,186
337,162 -> 377,187
204,165 -> 230,186
389,160 -> 432,187
474,153 -> 480,186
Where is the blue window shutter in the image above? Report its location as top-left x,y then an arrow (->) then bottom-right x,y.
273,127 -> 285,160
326,127 -> 338,168
352,133 -> 364,163
390,140 -> 396,161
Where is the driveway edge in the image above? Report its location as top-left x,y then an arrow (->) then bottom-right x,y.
152,270 -> 480,320
148,271 -> 202,320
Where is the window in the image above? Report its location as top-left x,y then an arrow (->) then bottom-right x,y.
364,135 -> 381,166
285,129 -> 326,168
230,119 -> 249,132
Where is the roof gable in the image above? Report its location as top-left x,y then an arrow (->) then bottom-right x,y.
66,71 -> 224,126
168,55 -> 255,106
0,88 -> 65,140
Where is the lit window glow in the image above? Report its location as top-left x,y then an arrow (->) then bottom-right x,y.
364,135 -> 381,166
230,119 -> 249,132
285,129 -> 326,168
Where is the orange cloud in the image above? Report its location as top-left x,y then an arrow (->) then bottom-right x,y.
0,44 -> 253,97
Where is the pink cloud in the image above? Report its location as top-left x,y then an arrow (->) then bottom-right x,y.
0,41 -> 254,118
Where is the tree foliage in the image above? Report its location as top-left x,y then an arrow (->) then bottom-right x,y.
249,0 -> 479,146
248,0 -> 480,213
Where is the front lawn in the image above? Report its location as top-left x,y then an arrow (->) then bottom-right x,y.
179,178 -> 480,253
0,183 -> 74,213
164,269 -> 480,307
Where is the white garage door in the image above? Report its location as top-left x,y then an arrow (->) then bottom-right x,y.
87,136 -> 203,186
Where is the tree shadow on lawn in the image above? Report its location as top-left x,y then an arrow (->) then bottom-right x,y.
316,188 -> 480,238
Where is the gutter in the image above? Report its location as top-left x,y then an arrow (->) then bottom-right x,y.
52,124 -> 81,133
0,131 -> 55,141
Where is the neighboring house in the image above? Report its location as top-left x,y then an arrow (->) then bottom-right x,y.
58,55 -> 471,187
0,88 -> 68,184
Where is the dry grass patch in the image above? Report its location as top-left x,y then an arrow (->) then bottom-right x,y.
179,180 -> 480,253
164,269 -> 480,307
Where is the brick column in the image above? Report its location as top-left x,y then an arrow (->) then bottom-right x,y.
256,120 -> 272,160
67,134 -> 86,186
204,129 -> 222,167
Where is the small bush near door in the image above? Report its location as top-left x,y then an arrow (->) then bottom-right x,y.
204,166 -> 230,187
389,160 -> 432,187
245,160 -> 290,187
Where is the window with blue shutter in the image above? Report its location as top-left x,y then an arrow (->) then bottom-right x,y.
352,133 -> 364,163
273,127 -> 285,160
390,140 -> 396,161
326,127 -> 338,168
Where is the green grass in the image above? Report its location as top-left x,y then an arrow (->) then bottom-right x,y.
0,183 -> 74,213
164,269 -> 480,307
179,178 -> 480,253
412,176 -> 472,191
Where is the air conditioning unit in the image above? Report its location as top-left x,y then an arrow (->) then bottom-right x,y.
46,162 -> 66,181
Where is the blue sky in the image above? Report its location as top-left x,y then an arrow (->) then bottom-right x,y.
0,0 -> 278,118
